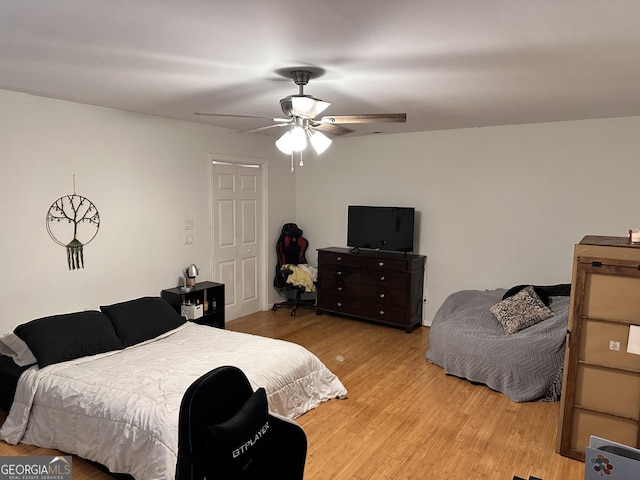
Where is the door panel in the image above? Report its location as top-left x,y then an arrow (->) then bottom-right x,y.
219,259 -> 236,306
212,163 -> 262,320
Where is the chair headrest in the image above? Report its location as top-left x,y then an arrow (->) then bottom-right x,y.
280,223 -> 303,239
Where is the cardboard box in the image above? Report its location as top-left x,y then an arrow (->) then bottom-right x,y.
585,436 -> 640,479
181,303 -> 203,320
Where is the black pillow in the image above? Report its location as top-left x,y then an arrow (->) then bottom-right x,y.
540,283 -> 572,297
502,285 -> 550,306
100,296 -> 186,347
502,283 -> 572,306
201,388 -> 272,477
14,311 -> 124,368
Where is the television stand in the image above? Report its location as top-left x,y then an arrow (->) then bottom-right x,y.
316,247 -> 426,332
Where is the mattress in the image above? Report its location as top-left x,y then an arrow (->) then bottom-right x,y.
0,323 -> 347,480
426,288 -> 570,402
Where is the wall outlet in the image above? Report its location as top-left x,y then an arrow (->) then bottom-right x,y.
184,217 -> 194,230
184,233 -> 194,245
609,340 -> 621,351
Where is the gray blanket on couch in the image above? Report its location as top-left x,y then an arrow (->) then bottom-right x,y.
426,289 -> 570,402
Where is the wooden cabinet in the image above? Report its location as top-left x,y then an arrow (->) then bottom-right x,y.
161,281 -> 225,329
316,247 -> 426,332
557,235 -> 640,461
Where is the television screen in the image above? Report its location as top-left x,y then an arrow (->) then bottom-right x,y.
347,205 -> 415,253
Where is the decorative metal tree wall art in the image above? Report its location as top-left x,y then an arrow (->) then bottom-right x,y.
46,182 -> 100,270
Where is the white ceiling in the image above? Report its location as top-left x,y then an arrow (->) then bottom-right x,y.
2,1 -> 640,138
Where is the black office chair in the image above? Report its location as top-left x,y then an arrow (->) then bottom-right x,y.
272,223 -> 316,316
176,365 -> 307,480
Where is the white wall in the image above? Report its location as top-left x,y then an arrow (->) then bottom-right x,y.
4,88 -> 639,332
296,116 -> 640,324
0,89 -> 295,332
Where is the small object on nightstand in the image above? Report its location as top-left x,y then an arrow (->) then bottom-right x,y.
181,303 -> 203,320
184,263 -> 199,287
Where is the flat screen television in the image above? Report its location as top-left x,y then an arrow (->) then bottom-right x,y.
347,205 -> 415,253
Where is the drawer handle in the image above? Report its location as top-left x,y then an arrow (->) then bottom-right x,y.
337,271 -> 342,276
337,287 -> 343,291
379,293 -> 385,299
337,256 -> 342,261
379,261 -> 384,267
379,310 -> 385,315
380,276 -> 385,281
337,302 -> 342,307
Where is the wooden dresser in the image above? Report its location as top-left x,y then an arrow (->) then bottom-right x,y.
557,235 -> 640,461
316,247 -> 426,332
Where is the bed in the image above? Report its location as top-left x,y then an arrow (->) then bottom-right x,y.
426,286 -> 571,402
0,297 -> 347,480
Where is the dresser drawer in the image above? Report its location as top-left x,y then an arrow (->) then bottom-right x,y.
361,256 -> 407,272
360,285 -> 407,306
360,303 -> 407,325
319,265 -> 361,286
584,273 -> 640,323
361,270 -> 408,289
318,279 -> 360,298
318,249 -> 361,267
579,319 -> 640,371
575,364 -> 640,419
317,293 -> 361,316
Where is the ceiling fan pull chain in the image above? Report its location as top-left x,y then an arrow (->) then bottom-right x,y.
290,152 -> 294,172
299,150 -> 304,167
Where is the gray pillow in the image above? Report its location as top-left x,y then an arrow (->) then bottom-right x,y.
0,333 -> 37,366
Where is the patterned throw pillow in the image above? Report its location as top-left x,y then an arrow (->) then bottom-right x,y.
490,286 -> 555,334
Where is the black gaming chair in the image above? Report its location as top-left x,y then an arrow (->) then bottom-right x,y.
272,223 -> 316,316
175,365 -> 307,480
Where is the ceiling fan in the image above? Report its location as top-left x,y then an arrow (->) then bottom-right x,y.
195,69 -> 407,156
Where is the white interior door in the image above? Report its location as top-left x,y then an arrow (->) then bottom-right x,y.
211,163 -> 262,320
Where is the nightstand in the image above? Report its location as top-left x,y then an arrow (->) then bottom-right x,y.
161,281 -> 225,328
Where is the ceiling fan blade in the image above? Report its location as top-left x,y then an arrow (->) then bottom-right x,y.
320,113 -> 407,124
194,112 -> 293,122
194,112 -> 268,119
241,123 -> 291,134
312,123 -> 354,136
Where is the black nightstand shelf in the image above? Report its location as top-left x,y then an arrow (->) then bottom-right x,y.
161,281 -> 225,329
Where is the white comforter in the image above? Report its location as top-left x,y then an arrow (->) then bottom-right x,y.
0,323 -> 347,480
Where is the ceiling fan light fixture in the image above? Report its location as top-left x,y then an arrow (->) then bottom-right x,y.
275,131 -> 293,154
308,129 -> 332,155
276,127 -> 307,154
281,95 -> 330,118
289,126 -> 307,151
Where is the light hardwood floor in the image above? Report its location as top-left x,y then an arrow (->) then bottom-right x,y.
0,308 -> 584,479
